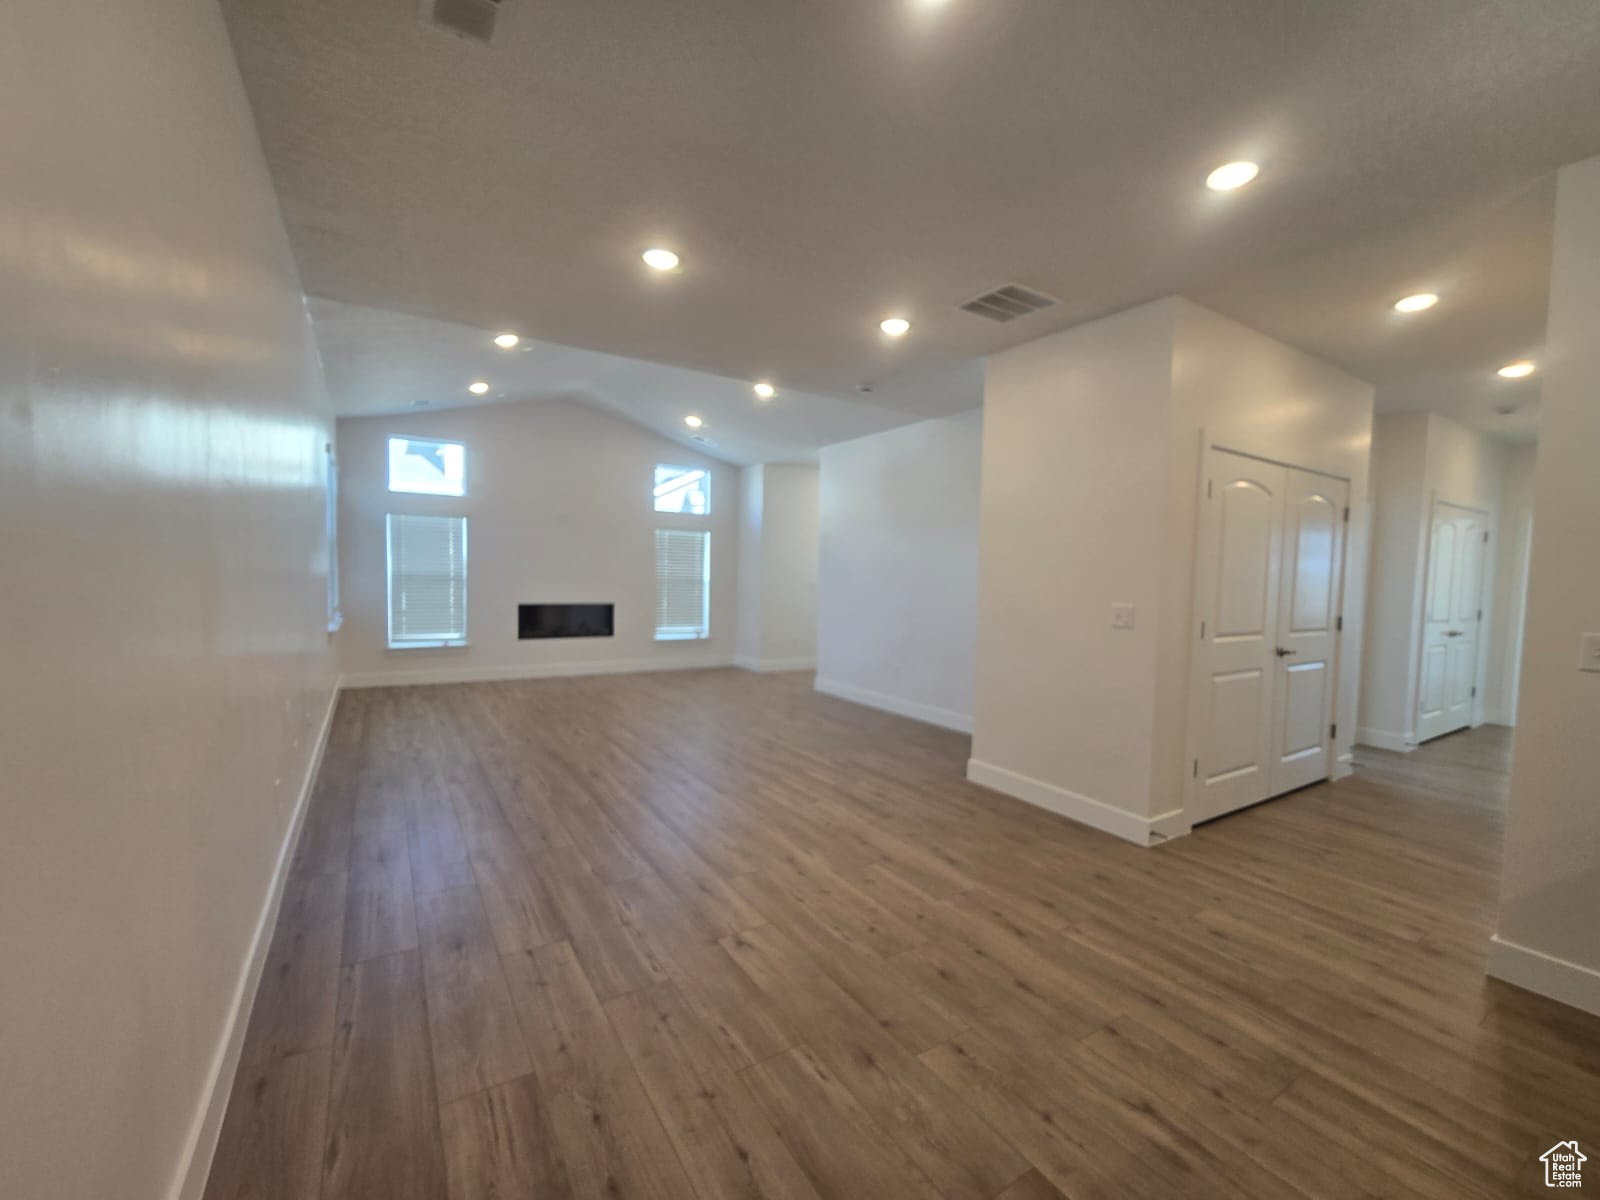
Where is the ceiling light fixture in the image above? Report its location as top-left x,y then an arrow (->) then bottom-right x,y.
753,381 -> 776,400
879,316 -> 911,337
642,248 -> 681,272
1393,293 -> 1439,313
493,333 -> 520,348
1497,360 -> 1536,379
1205,161 -> 1259,191
468,380 -> 490,395
684,414 -> 704,428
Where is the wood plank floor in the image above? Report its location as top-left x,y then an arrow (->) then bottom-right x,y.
205,671 -> 1600,1200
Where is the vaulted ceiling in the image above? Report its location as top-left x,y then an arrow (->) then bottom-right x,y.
223,0 -> 1600,454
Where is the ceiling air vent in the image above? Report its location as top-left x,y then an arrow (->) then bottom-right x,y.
958,283 -> 1058,323
420,0 -> 502,44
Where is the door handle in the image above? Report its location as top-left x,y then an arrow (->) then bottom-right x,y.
1275,647 -> 1298,657
1445,630 -> 1464,638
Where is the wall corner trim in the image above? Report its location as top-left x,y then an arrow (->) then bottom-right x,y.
813,677 -> 973,733
1355,727 -> 1416,754
170,683 -> 342,1200
965,759 -> 1178,846
1487,934 -> 1600,1018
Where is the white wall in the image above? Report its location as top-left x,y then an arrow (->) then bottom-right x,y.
0,3 -> 338,1198
970,297 -> 1373,843
972,301 -> 1177,816
735,463 -> 820,670
337,399 -> 740,685
1490,154 -> 1600,1017
1357,411 -> 1521,748
817,410 -> 983,731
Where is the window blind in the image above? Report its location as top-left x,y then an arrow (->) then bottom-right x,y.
654,528 -> 710,640
387,513 -> 468,648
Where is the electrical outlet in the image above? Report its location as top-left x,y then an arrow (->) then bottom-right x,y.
1580,633 -> 1600,673
1112,603 -> 1136,630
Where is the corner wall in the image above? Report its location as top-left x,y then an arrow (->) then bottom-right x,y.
970,297 -> 1373,842
0,2 -> 338,1197
337,399 -> 741,685
736,463 -> 820,671
817,410 -> 983,730
1490,154 -> 1600,1016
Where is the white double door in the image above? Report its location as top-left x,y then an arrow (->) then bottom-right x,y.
1190,449 -> 1348,824
1415,501 -> 1487,742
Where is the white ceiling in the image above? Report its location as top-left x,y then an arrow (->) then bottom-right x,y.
223,0 -> 1600,453
309,297 -> 932,464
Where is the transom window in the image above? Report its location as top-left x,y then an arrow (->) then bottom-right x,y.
654,464 -> 709,515
389,436 -> 466,497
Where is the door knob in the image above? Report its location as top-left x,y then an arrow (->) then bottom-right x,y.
1275,647 -> 1298,657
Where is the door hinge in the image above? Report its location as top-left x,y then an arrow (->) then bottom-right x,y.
1472,686 -> 1478,698
1336,615 -> 1343,632
1330,722 -> 1338,740
1478,609 -> 1483,621
1343,506 -> 1350,523
1484,530 -> 1490,544
1193,759 -> 1199,778
1207,479 -> 1214,499
1200,620 -> 1207,640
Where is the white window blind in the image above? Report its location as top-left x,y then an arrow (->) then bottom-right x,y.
654,528 -> 710,640
387,513 -> 468,648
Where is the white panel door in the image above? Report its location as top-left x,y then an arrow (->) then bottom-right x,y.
1191,450 -> 1287,823
1268,470 -> 1348,796
1416,502 -> 1486,742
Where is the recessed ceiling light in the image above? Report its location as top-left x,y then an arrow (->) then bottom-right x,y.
1393,293 -> 1439,313
684,414 -> 704,428
1497,360 -> 1536,379
493,332 -> 520,348
468,380 -> 490,395
643,248 -> 681,272
1205,161 -> 1259,191
753,381 -> 776,400
880,316 -> 911,337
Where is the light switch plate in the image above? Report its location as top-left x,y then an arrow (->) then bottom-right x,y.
1112,603 -> 1136,630
1581,633 -> 1600,673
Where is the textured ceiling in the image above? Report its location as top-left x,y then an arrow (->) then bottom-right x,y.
223,0 -> 1600,451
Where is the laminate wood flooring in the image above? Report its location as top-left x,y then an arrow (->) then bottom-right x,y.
204,673 -> 1599,1200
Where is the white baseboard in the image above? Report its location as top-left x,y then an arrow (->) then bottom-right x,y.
966,758 -> 1174,846
169,683 -> 341,1200
813,677 -> 973,733
1356,727 -> 1415,753
1487,934 -> 1600,1018
1481,709 -> 1515,728
1332,752 -> 1355,781
735,655 -> 816,674
341,654 -> 735,689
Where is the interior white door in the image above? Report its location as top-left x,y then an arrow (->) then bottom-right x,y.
1268,470 -> 1348,795
1416,502 -> 1486,742
1191,450 -> 1287,823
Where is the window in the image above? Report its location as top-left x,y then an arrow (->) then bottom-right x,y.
325,442 -> 342,632
654,464 -> 709,514
389,436 -> 465,497
387,513 -> 468,648
654,529 -> 710,640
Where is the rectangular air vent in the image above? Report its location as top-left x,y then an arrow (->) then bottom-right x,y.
958,283 -> 1058,323
420,0 -> 501,43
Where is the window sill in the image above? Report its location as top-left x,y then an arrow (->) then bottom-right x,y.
654,632 -> 711,642
327,612 -> 344,634
387,640 -> 469,651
